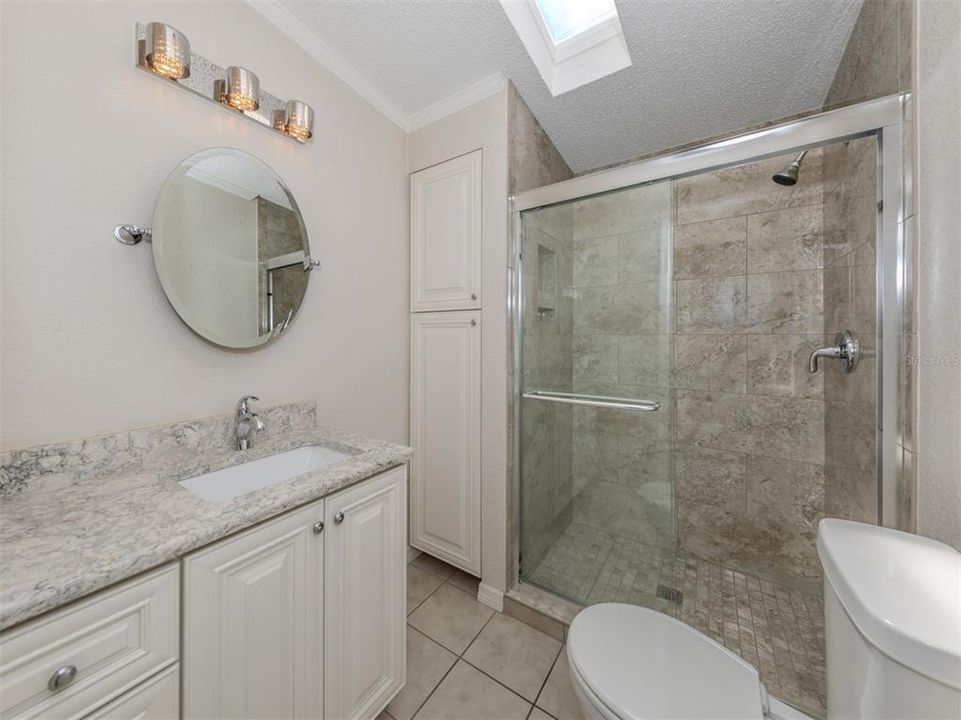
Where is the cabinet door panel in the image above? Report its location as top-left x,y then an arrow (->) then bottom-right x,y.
183,501 -> 323,720
325,467 -> 406,720
410,312 -> 481,574
411,150 -> 482,311
84,665 -> 179,720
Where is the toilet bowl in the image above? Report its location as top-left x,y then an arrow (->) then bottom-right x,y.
567,520 -> 961,720
567,603 -> 808,720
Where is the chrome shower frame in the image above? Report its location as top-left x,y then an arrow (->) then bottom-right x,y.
507,94 -> 906,590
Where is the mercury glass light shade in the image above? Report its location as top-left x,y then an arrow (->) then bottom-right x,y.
225,66 -> 259,112
284,100 -> 313,141
144,22 -> 191,79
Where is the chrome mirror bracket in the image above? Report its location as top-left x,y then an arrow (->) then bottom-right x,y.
114,224 -> 152,245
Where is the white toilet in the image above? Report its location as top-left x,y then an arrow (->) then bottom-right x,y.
567,519 -> 961,719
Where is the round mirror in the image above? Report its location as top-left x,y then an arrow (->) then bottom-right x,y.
152,148 -> 311,349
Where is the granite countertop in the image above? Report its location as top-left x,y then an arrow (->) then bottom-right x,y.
0,426 -> 411,631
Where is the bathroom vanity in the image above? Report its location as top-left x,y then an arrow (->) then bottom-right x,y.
0,413 -> 411,720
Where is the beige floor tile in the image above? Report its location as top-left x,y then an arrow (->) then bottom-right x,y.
408,584 -> 494,654
408,564 -> 444,615
414,660 -> 530,720
388,628 -> 457,720
464,614 -> 562,701
528,708 -> 555,720
376,712 -> 394,720
447,568 -> 481,595
412,553 -> 457,580
536,651 -> 584,720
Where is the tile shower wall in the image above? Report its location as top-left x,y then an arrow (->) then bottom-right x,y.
568,184 -> 674,551
521,204 -> 575,573
257,198 -> 308,332
672,150 -> 829,585
821,137 -> 879,524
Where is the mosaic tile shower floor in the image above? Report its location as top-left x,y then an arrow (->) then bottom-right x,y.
526,522 -> 826,718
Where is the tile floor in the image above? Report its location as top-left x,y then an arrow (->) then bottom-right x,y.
526,522 -> 826,718
382,553 -> 585,720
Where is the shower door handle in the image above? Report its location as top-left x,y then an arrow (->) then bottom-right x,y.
522,390 -> 661,412
809,330 -> 860,373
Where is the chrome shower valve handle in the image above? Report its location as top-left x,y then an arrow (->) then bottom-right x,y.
809,330 -> 860,373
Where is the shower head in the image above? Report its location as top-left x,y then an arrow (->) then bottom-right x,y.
772,150 -> 808,186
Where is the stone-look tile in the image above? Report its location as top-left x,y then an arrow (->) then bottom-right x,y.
745,270 -> 823,334
408,584 -> 494,655
675,446 -> 747,512
503,596 -> 568,643
388,628 -> 457,720
618,229 -> 665,283
415,660 -> 530,720
464,613 -> 562,701
673,216 -> 746,279
823,191 -> 876,268
674,149 -> 825,225
824,399 -> 876,475
525,204 -> 573,247
508,83 -> 573,195
573,237 -> 617,287
746,457 -> 825,578
673,334 -> 747,392
897,446 -> 917,533
747,206 -> 823,273
571,431 -> 617,492
676,390 -> 824,465
536,652 -> 584,720
412,553 -> 457,581
572,335 -> 617,386
675,276 -> 747,333
448,569 -> 481,596
408,564 -> 445,614
824,465 -> 877,524
617,443 -> 672,491
901,332 -> 918,453
573,183 -> 671,241
823,263 -> 876,336
901,214 -> 918,335
746,334 -> 824,398
377,710 -> 394,720
573,398 -> 671,449
529,707 -> 555,720
823,0 -> 901,108
617,335 -> 671,387
573,478 -> 673,548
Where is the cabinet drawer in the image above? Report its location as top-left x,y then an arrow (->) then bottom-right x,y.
0,564 -> 179,720
84,665 -> 178,720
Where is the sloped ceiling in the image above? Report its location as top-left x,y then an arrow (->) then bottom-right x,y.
261,0 -> 863,172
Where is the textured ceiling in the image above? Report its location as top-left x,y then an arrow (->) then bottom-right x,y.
275,0 -> 863,172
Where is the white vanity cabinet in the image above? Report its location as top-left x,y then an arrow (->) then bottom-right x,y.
183,465 -> 407,720
410,150 -> 482,311
0,565 -> 179,720
324,468 -> 406,720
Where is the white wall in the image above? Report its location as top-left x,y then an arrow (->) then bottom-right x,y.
408,88 -> 511,596
916,0 -> 961,550
0,1 -> 409,450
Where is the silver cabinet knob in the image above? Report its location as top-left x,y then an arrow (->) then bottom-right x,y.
313,521 -> 325,534
48,665 -> 77,692
334,512 -> 345,524
470,293 -> 478,300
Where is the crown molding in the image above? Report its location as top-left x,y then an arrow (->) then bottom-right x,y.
248,0 -> 410,130
407,72 -> 507,131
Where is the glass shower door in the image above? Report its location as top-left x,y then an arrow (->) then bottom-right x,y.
518,179 -> 677,610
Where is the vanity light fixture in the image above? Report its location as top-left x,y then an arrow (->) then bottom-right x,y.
134,22 -> 313,144
283,100 -> 313,141
224,66 -> 260,112
143,21 -> 191,79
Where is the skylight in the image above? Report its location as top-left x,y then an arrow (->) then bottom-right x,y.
533,0 -> 618,44
500,0 -> 632,96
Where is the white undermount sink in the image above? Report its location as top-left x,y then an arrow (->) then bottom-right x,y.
179,445 -> 351,502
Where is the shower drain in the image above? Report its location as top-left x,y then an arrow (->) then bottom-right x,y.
656,584 -> 683,604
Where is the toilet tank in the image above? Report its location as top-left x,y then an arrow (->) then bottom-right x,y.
817,520 -> 961,719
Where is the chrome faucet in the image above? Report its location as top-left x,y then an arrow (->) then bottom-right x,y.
235,395 -> 265,450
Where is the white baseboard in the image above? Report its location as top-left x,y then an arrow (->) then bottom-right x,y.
477,582 -> 505,612
406,546 -> 422,563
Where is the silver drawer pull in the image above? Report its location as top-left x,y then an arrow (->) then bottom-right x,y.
48,665 -> 77,692
334,512 -> 345,524
313,520 -> 325,534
